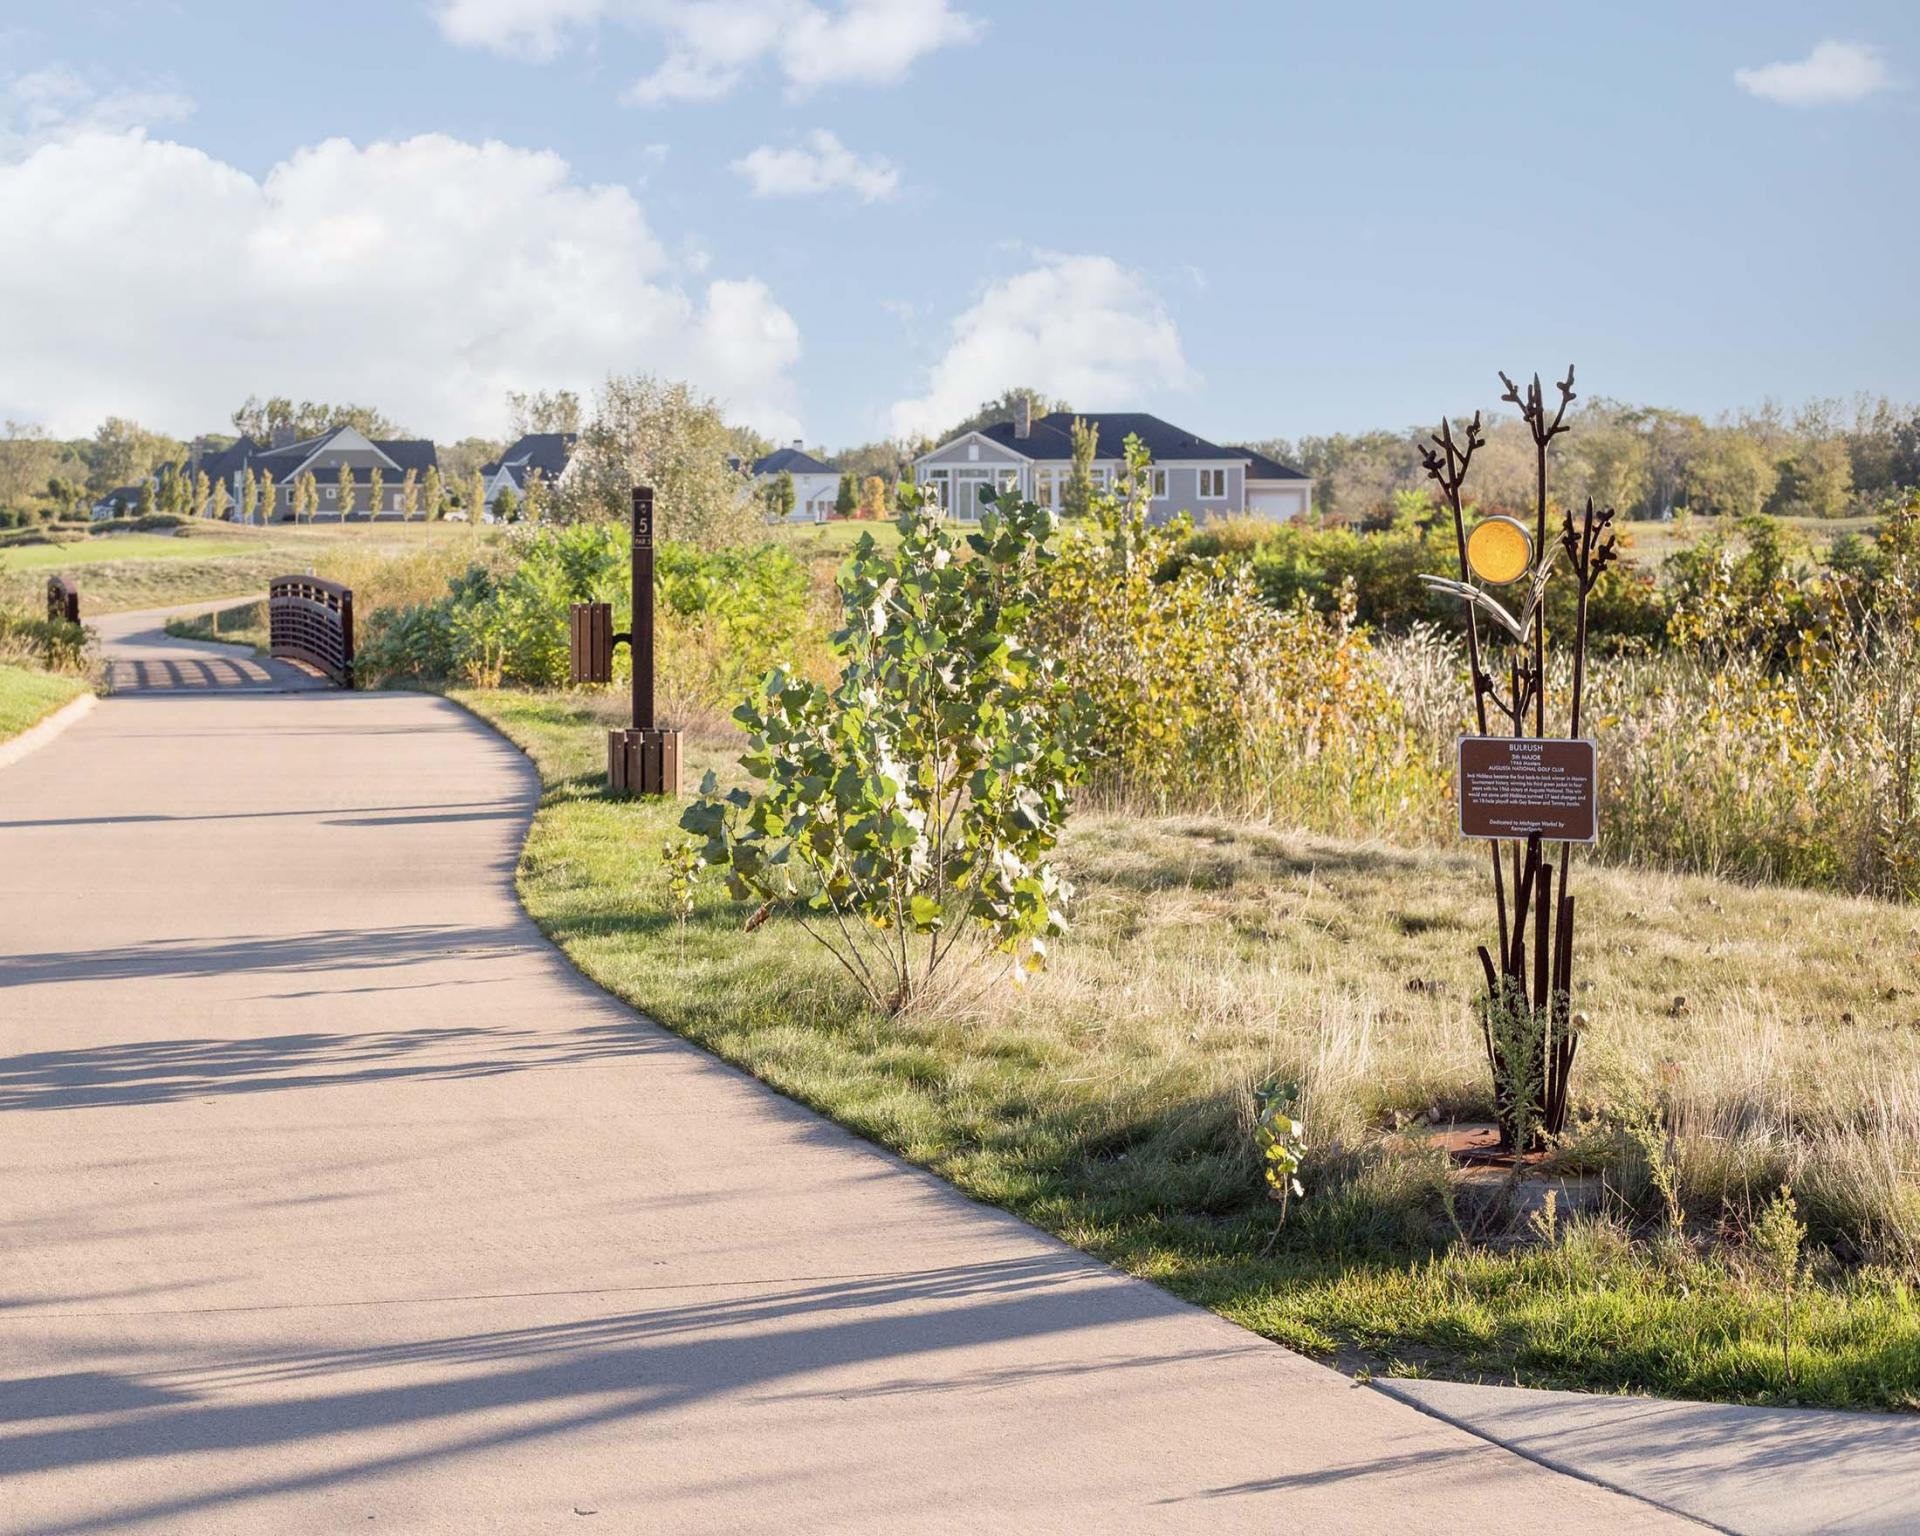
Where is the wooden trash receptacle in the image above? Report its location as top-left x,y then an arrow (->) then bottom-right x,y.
47,574 -> 79,625
570,602 -> 613,684
608,727 -> 681,798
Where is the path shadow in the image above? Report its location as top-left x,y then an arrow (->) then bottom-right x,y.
0,1021 -> 660,1110
0,800 -> 521,832
0,924 -> 524,988
0,1256 -> 1252,1529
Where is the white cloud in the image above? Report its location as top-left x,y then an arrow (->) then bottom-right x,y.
732,129 -> 898,201
0,127 -> 803,438
1734,40 -> 1892,106
2,64 -> 192,150
889,254 -> 1193,441
433,0 -> 981,103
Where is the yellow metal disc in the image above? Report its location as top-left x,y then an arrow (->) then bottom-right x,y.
1466,515 -> 1534,585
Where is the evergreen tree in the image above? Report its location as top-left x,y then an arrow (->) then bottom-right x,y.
834,473 -> 857,519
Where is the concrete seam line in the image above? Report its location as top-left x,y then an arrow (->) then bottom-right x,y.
1367,1381 -> 1733,1534
0,690 -> 95,771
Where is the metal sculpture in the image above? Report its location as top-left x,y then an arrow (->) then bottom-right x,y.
1419,365 -> 1617,1152
569,485 -> 681,797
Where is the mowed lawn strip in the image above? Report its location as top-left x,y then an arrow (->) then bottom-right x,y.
456,686 -> 1920,1412
0,663 -> 87,741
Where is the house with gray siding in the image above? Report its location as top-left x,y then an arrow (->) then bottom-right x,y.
911,402 -> 1311,523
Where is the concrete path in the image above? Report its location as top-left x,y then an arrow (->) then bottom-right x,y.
1377,1379 -> 1920,1535
0,615 -> 1707,1533
91,600 -> 323,694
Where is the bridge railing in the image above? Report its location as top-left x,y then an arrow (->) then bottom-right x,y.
268,575 -> 355,687
47,574 -> 79,625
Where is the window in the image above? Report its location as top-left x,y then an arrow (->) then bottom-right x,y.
1087,467 -> 1110,492
1199,468 -> 1227,499
921,469 -> 950,508
1150,468 -> 1169,499
1032,469 -> 1055,506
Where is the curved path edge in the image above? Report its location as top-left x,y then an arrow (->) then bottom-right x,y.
0,610 -> 1703,1533
0,688 -> 94,771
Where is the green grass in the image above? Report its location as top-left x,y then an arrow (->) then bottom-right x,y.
454,686 -> 1920,1411
163,599 -> 270,654
0,663 -> 87,740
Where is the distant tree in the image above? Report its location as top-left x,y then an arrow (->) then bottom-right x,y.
0,422 -> 60,513
209,477 -> 232,522
240,469 -> 258,525
858,474 -> 888,520
467,469 -> 486,521
1685,429 -> 1778,521
297,469 -> 319,523
257,468 -> 275,523
1063,417 -> 1098,521
440,437 -> 504,488
1771,435 -> 1854,519
834,473 -> 858,519
336,469 -> 357,522
138,479 -> 156,518
725,423 -> 775,465
400,468 -> 419,523
559,373 -> 757,546
836,438 -> 917,486
523,467 -> 549,522
230,396 -> 404,443
86,417 -> 179,496
505,388 -> 583,436
493,486 -> 521,523
192,468 -> 210,518
367,466 -> 385,520
423,465 -> 444,521
761,470 -> 797,522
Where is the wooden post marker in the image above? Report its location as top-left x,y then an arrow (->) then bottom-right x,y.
570,486 -> 681,797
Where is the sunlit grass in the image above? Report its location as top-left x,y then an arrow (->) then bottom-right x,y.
455,686 -> 1920,1410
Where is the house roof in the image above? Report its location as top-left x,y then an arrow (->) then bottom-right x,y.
482,432 -> 577,483
961,412 -> 1248,463
1231,446 -> 1310,482
231,426 -> 439,479
751,446 -> 834,476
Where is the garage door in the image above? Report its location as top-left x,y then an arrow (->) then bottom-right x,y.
1246,486 -> 1305,520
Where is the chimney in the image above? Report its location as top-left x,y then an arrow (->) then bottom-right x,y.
1014,395 -> 1032,440
271,424 -> 296,450
791,439 -> 804,452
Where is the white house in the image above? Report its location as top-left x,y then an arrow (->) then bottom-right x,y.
911,402 -> 1312,523
749,444 -> 840,523
479,432 -> 578,517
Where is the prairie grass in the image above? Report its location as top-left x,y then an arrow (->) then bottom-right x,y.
454,687 -> 1920,1408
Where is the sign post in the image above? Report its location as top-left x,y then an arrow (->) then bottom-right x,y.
568,485 -> 681,797
1417,363 -> 1618,1154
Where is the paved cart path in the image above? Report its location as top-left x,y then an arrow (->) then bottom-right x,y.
0,617 -> 1707,1534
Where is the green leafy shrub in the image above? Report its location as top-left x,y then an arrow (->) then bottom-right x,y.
354,524 -> 819,713
679,491 -> 1088,1011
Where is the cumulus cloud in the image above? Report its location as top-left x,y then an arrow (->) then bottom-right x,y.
1735,40 -> 1892,105
433,0 -> 981,103
732,129 -> 898,201
0,127 -> 802,438
889,254 -> 1193,441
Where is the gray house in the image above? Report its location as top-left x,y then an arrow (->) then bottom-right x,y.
911,402 -> 1311,523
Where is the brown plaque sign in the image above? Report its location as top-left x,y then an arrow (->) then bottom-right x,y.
1458,736 -> 1597,844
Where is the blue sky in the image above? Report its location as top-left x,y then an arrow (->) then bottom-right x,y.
0,1 -> 1914,449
